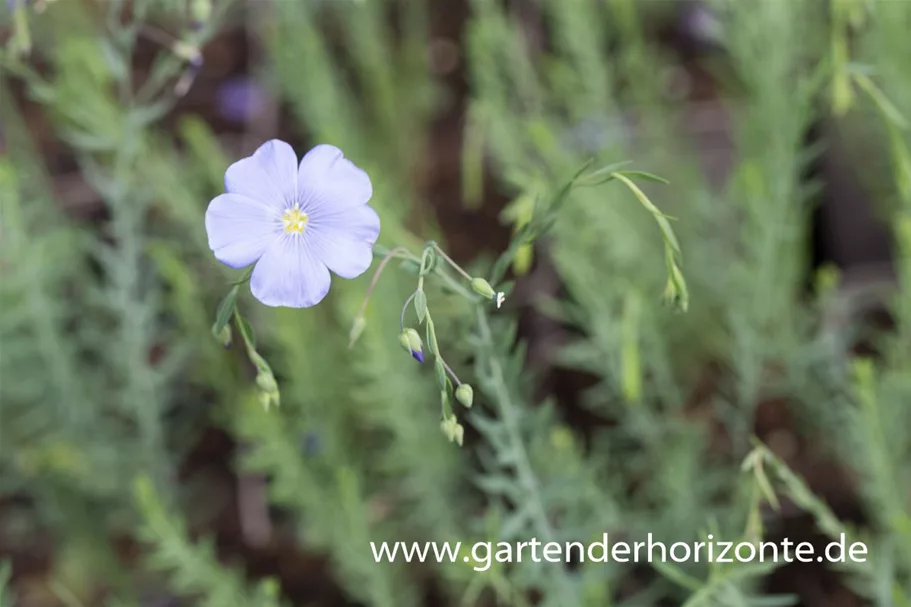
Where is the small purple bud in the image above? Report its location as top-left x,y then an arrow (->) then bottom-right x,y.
190,0 -> 211,32
399,328 -> 424,364
216,76 -> 267,124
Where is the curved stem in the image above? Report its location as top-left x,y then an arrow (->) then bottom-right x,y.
433,243 -> 474,282
433,266 -> 479,301
439,358 -> 462,386
400,291 -> 417,331
356,246 -> 410,321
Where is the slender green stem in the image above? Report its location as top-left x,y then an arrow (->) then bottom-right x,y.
232,308 -> 265,372
356,246 -> 410,320
439,358 -> 462,386
433,243 -> 474,281
400,291 -> 417,331
433,266 -> 479,301
231,266 -> 255,286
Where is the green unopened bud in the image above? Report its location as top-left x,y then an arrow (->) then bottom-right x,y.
398,332 -> 410,353
399,328 -> 424,363
455,384 -> 473,408
453,423 -> 464,446
470,277 -> 496,299
172,41 -> 202,64
348,315 -> 366,348
440,415 -> 456,440
256,371 -> 278,393
440,416 -> 465,446
440,417 -> 454,440
217,324 -> 232,348
662,263 -> 689,313
191,0 -> 212,25
258,387 -> 280,410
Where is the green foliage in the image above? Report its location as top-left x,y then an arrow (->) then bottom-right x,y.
133,475 -> 285,607
1,0 -> 910,605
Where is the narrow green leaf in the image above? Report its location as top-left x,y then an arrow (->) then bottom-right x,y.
651,560 -> 703,592
211,285 -> 239,340
583,159 -> 633,180
853,72 -> 909,130
419,247 -> 436,276
616,170 -> 670,184
434,359 -> 448,391
613,172 -> 681,258
414,290 -> 427,324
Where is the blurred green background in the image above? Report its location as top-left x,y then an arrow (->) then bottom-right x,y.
1,0 -> 910,606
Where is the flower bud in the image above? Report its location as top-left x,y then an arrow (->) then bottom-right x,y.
453,423 -> 464,447
256,371 -> 278,393
470,277 -> 496,299
399,328 -> 424,363
440,417 -> 455,440
455,384 -> 474,408
662,263 -> 689,313
217,324 -> 232,348
190,0 -> 211,29
440,415 -> 465,446
257,390 -> 273,410
172,41 -> 202,65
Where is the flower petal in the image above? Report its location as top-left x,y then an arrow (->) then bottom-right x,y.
297,144 -> 373,216
250,237 -> 331,308
308,205 -> 380,279
225,139 -> 299,209
205,193 -> 281,268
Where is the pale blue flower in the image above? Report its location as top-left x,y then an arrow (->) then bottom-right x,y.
205,140 -> 380,308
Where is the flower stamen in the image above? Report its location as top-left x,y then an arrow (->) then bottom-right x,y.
282,205 -> 309,235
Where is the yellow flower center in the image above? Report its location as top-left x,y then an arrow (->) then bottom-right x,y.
282,205 -> 309,234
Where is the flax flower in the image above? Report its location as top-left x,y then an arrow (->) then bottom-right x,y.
205,141 -> 380,307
